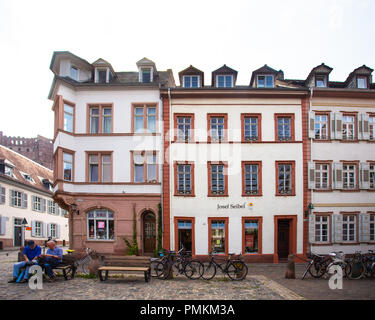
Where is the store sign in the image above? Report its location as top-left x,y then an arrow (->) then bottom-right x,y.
217,202 -> 254,210
97,221 -> 105,229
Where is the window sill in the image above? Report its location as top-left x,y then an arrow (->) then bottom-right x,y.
86,240 -> 115,243
314,189 -> 333,192
208,194 -> 229,197
275,193 -> 296,197
174,194 -> 195,197
338,242 -> 360,245
311,242 -> 333,246
339,189 -> 360,192
242,193 -> 262,197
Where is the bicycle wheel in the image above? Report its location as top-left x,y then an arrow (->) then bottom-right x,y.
201,262 -> 217,280
308,261 -> 326,278
348,261 -> 365,280
150,259 -> 161,278
155,261 -> 171,280
227,261 -> 248,281
78,256 -> 92,274
184,260 -> 203,280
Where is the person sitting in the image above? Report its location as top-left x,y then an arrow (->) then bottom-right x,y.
38,240 -> 63,282
8,240 -> 41,283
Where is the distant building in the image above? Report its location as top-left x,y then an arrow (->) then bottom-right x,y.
0,145 -> 69,248
0,131 -> 53,169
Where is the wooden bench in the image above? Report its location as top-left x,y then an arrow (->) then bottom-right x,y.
98,255 -> 151,283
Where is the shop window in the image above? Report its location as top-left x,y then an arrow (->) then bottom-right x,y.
87,209 -> 114,240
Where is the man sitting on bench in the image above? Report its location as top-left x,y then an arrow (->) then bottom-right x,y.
8,240 -> 41,283
38,240 -> 63,282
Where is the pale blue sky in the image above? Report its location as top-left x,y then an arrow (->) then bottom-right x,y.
0,0 -> 374,139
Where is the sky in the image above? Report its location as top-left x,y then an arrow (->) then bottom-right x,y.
0,0 -> 374,139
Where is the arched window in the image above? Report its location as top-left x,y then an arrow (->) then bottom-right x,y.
87,209 -> 114,240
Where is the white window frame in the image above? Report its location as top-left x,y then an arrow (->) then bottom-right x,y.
50,223 -> 57,238
357,76 -> 367,89
342,115 -> 355,140
140,67 -> 153,83
210,164 -> 225,194
70,65 -> 79,80
216,75 -> 233,88
370,163 -> 375,189
315,75 -> 327,88
369,116 -> 375,140
315,215 -> 329,243
314,114 -> 328,140
34,221 -> 42,237
257,74 -> 274,88
12,191 -> 22,207
177,164 -> 192,195
87,209 -> 114,241
183,75 -> 200,88
315,163 -> 330,190
33,196 -> 42,212
343,164 -> 356,189
342,215 -> 356,242
47,200 -> 56,215
370,215 -> 375,241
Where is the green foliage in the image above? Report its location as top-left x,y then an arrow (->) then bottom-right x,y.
123,205 -> 139,256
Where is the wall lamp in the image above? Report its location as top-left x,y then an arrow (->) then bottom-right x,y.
304,203 -> 314,218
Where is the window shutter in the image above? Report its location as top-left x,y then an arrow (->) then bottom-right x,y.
359,162 -> 370,189
47,223 -> 51,238
308,111 -> 315,139
308,162 -> 316,189
358,113 -> 363,140
332,162 -> 343,189
55,203 -> 60,215
362,113 -> 370,140
42,222 -> 47,238
0,186 -> 5,204
333,214 -> 343,243
42,199 -> 46,212
10,190 -> 15,207
334,112 -> 342,140
331,115 -> 335,139
31,195 -> 36,211
22,193 -> 28,209
56,224 -> 61,239
309,214 -> 316,243
0,215 -> 6,235
359,213 -> 370,242
31,221 -> 36,237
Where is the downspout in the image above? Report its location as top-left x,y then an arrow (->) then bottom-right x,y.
309,87 -> 314,254
168,87 -> 172,250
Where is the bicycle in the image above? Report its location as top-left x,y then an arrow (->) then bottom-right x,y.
150,249 -> 169,278
201,252 -> 248,281
155,247 -> 203,280
348,250 -> 375,280
67,247 -> 97,274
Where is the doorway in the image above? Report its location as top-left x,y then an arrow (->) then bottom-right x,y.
14,218 -> 23,247
277,220 -> 290,260
143,212 -> 156,254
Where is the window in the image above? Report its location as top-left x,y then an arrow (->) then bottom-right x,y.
87,209 -> 114,240
98,70 -> 107,83
216,75 -> 233,88
132,151 -> 158,183
357,76 -> 367,89
87,152 -> 112,183
88,105 -> 112,134
243,219 -> 260,254
70,66 -> 78,80
47,200 -> 56,215
315,215 -> 330,242
183,76 -> 199,88
64,103 -> 74,133
0,186 -> 5,204
175,163 -> 194,196
275,114 -> 294,141
370,215 -> 375,241
315,75 -> 327,88
315,163 -> 330,190
242,161 -> 262,196
342,115 -> 356,140
133,105 -> 157,133
11,191 -> 22,207
32,196 -> 45,212
175,114 -> 193,142
257,75 -> 274,88
370,164 -> 375,189
369,116 -> 375,140
141,68 -> 151,83
241,114 -> 261,141
342,215 -> 356,242
314,114 -> 329,140
63,152 -> 73,182
208,114 -> 227,142
176,218 -> 194,254
50,224 -> 57,238
209,219 -> 227,254
343,163 -> 357,189
5,165 -> 14,177
34,221 -> 42,237
208,162 -> 228,196
276,161 -> 295,196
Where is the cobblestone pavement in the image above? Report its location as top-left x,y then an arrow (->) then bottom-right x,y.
1,251 -> 373,300
0,251 -> 298,300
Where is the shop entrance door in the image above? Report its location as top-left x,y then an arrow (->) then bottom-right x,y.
277,219 -> 290,261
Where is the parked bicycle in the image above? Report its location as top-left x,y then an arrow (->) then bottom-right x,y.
201,252 -> 248,281
348,250 -> 375,280
150,249 -> 169,278
155,247 -> 203,280
67,247 -> 97,274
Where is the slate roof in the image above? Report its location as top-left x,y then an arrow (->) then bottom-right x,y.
0,145 -> 53,195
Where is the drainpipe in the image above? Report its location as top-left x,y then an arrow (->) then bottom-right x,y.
168,87 -> 172,250
309,87 -> 314,254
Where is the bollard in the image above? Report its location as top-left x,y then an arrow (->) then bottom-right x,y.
285,254 -> 296,279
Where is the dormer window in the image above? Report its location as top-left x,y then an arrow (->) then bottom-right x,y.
357,76 -> 367,89
315,75 -> 327,88
5,165 -> 14,177
21,172 -> 34,183
70,66 -> 78,80
141,68 -> 152,83
98,70 -> 107,83
217,75 -> 233,88
183,76 -> 200,88
257,75 -> 274,88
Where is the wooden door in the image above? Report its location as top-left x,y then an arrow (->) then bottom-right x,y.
277,220 -> 290,259
143,213 -> 156,253
14,226 -> 22,247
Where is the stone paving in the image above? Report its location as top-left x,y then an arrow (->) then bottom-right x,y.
1,250 -> 374,300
